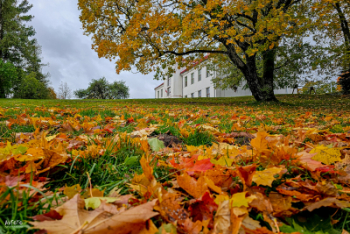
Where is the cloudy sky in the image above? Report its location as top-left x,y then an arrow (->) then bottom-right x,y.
29,0 -> 160,99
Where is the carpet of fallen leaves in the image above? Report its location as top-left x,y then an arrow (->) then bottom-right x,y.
1,98 -> 350,234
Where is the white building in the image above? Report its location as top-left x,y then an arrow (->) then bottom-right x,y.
154,60 -> 292,98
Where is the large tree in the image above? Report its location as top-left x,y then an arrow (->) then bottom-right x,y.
78,0 -> 313,101
0,0 -> 48,98
312,0 -> 350,71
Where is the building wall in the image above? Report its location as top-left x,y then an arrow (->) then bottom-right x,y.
155,85 -> 165,98
182,66 -> 216,98
155,63 -> 293,98
216,85 -> 293,97
161,66 -> 183,98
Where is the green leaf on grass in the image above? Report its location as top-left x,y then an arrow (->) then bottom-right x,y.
156,223 -> 177,234
147,138 -> 165,152
84,197 -> 119,209
124,156 -> 140,167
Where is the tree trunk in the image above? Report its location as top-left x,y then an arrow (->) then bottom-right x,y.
0,77 -> 6,98
238,50 -> 278,102
334,3 -> 350,70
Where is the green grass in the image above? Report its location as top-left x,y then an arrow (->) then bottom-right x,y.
45,137 -> 144,195
183,128 -> 216,146
0,137 -> 145,233
0,94 -> 350,233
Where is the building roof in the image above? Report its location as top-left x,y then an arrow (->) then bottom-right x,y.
154,83 -> 164,90
180,55 -> 209,75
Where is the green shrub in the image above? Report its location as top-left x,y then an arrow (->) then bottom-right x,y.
17,72 -> 49,99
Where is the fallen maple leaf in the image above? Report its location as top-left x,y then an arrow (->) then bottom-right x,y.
304,197 -> 350,212
177,173 -> 208,198
230,192 -> 255,207
252,167 -> 283,187
310,145 -> 342,165
63,184 -> 82,199
30,194 -> 158,234
213,200 -> 231,234
297,151 -> 324,171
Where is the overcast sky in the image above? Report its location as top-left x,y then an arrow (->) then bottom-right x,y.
29,0 -> 160,99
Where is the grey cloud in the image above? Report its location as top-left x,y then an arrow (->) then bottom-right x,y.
29,0 -> 160,98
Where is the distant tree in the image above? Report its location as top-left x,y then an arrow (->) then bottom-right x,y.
0,59 -> 18,98
300,81 -> 338,95
48,87 -> 57,99
58,82 -> 72,99
74,77 -> 130,99
74,89 -> 89,99
109,81 -> 129,99
86,78 -> 110,99
0,0 -> 49,98
17,72 -> 49,99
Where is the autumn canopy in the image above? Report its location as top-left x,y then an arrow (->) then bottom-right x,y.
78,0 -> 347,101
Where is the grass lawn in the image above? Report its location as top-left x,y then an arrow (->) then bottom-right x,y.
0,94 -> 350,234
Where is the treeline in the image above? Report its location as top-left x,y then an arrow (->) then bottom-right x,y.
0,0 -> 55,99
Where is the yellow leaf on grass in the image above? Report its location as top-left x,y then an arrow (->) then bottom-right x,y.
250,131 -> 269,151
252,167 -> 283,187
230,192 -> 249,208
211,156 -> 234,167
230,192 -> 256,208
14,148 -> 45,162
64,184 -> 81,199
45,134 -> 58,142
215,194 -> 229,205
310,145 -> 342,165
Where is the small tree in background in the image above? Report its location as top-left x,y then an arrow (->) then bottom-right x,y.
0,59 -> 18,98
17,72 -> 49,99
48,87 -> 57,99
74,77 -> 130,99
74,89 -> 89,99
58,82 -> 72,99
109,81 -> 129,99
300,81 -> 338,94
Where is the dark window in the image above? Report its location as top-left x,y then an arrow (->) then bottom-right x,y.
206,87 -> 210,97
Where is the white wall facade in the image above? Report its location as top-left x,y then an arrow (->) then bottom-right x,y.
158,65 -> 183,98
181,65 -> 216,98
154,61 -> 293,98
155,83 -> 165,98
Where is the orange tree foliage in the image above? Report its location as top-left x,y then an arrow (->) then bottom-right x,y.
78,0 -> 316,102
312,0 -> 350,69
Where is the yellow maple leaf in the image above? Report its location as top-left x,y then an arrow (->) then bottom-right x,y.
250,131 -> 269,151
230,192 -> 249,208
252,167 -> 283,187
64,184 -> 82,199
211,156 -> 234,167
45,134 -> 58,142
310,145 -> 342,165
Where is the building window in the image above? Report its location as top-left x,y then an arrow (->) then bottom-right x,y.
167,75 -> 171,86
161,89 -> 163,97
191,93 -> 194,98
206,66 -> 210,77
198,69 -> 201,81
157,91 -> 160,98
206,87 -> 210,97
167,87 -> 171,96
198,90 -> 202,97
185,76 -> 187,87
191,73 -> 194,84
